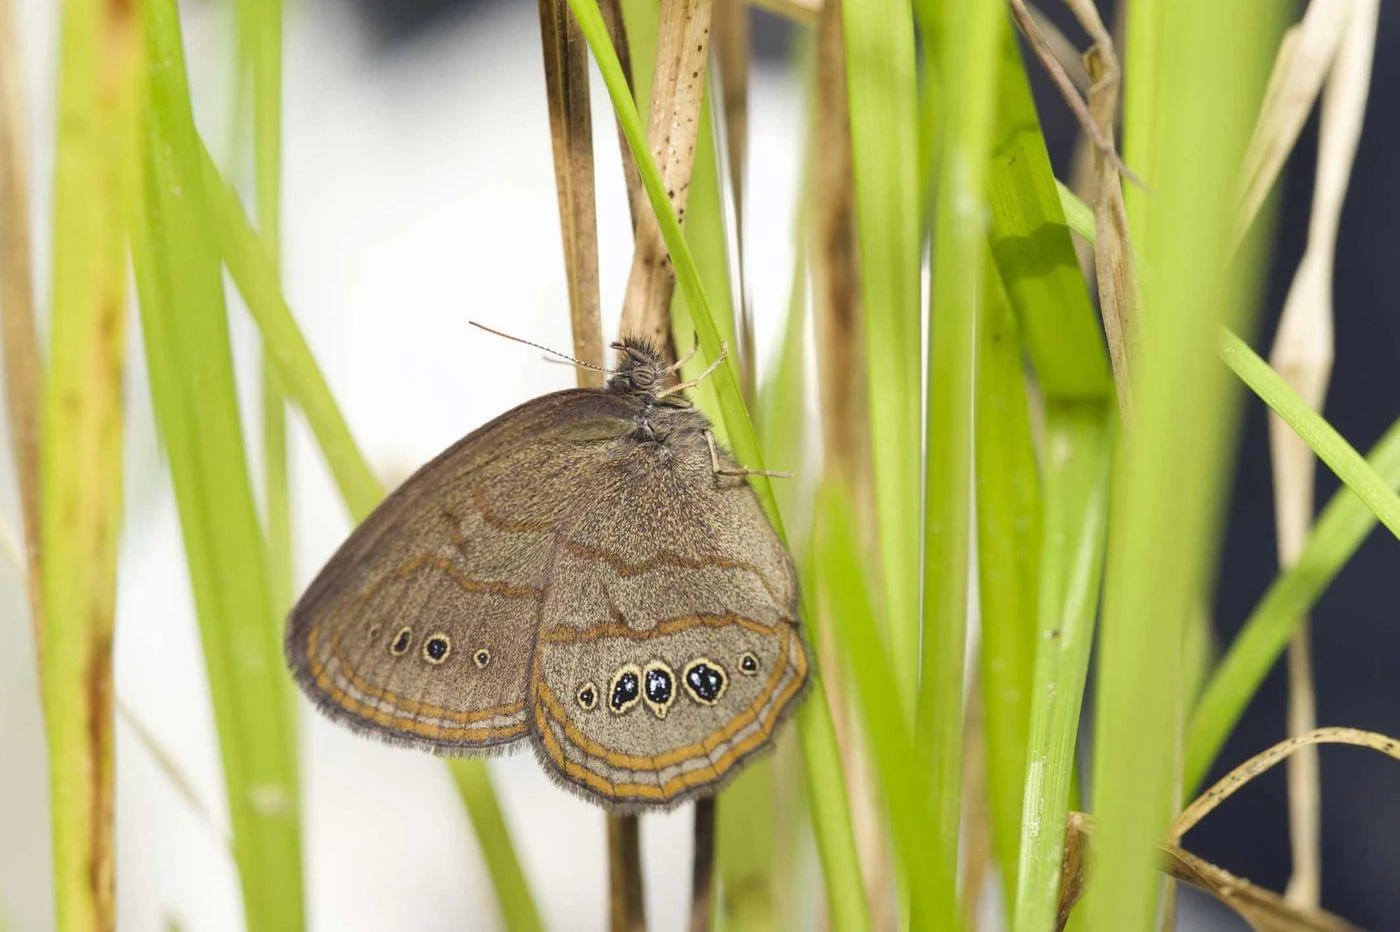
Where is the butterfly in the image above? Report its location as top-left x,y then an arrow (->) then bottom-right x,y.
285,335 -> 808,811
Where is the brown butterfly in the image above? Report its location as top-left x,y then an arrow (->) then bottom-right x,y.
285,335 -> 808,811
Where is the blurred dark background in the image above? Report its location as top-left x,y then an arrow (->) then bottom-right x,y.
350,0 -> 1399,926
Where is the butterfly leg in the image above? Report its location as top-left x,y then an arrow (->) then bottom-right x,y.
665,336 -> 702,374
705,430 -> 792,479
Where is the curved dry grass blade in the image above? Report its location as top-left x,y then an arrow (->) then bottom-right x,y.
1058,813 -> 1360,932
618,0 -> 715,356
1174,727 -> 1400,841
540,0 -> 605,381
0,0 -> 42,644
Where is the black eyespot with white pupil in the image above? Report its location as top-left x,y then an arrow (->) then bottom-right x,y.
473,649 -> 491,669
423,634 -> 451,664
645,667 -> 673,705
577,683 -> 598,710
739,652 -> 759,674
610,670 -> 640,712
684,660 -> 727,704
389,627 -> 413,655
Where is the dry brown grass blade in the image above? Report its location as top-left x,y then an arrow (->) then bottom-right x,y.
608,815 -> 647,932
688,797 -> 717,932
1235,0 -> 1353,245
812,0 -> 865,493
617,0 -> 715,358
1066,0 -> 1142,421
1058,812 -> 1361,932
1027,1 -> 1090,93
539,0 -> 606,382
598,0 -> 644,229
1006,0 -> 1141,189
0,0 -> 44,649
748,0 -> 820,24
1260,0 -> 1376,906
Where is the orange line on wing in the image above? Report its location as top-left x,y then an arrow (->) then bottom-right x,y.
539,612 -> 778,645
308,627 -> 526,724
353,553 -> 542,605
311,659 -> 527,744
560,540 -> 786,606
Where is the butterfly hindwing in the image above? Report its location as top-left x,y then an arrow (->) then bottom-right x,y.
527,428 -> 808,810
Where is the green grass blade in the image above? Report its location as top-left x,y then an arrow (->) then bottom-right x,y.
973,266 -> 1042,923
42,1 -> 135,924
199,145 -> 542,930
238,0 -> 293,617
814,481 -> 939,927
981,34 -> 1113,928
1087,0 -> 1277,926
132,0 -> 304,924
839,0 -> 923,709
670,94 -> 738,447
1218,329 -> 1400,539
1186,418 -> 1400,788
1121,0 -> 1161,251
985,32 -> 1112,402
917,3 -> 1005,928
796,693 -> 872,932
1011,405 -> 1111,932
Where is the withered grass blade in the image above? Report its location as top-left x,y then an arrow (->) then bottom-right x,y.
539,0 -> 606,380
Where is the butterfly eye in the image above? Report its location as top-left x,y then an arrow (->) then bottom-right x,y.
683,659 -> 728,705
473,648 -> 491,669
577,683 -> 598,711
389,627 -> 413,656
739,652 -> 760,675
422,634 -> 451,665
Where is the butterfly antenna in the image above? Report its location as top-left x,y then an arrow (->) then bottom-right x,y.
656,341 -> 728,399
469,321 -> 614,374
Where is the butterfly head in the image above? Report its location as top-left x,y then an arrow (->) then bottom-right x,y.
607,338 -> 672,399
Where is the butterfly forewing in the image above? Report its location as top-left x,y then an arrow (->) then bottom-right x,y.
286,390 -> 629,752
